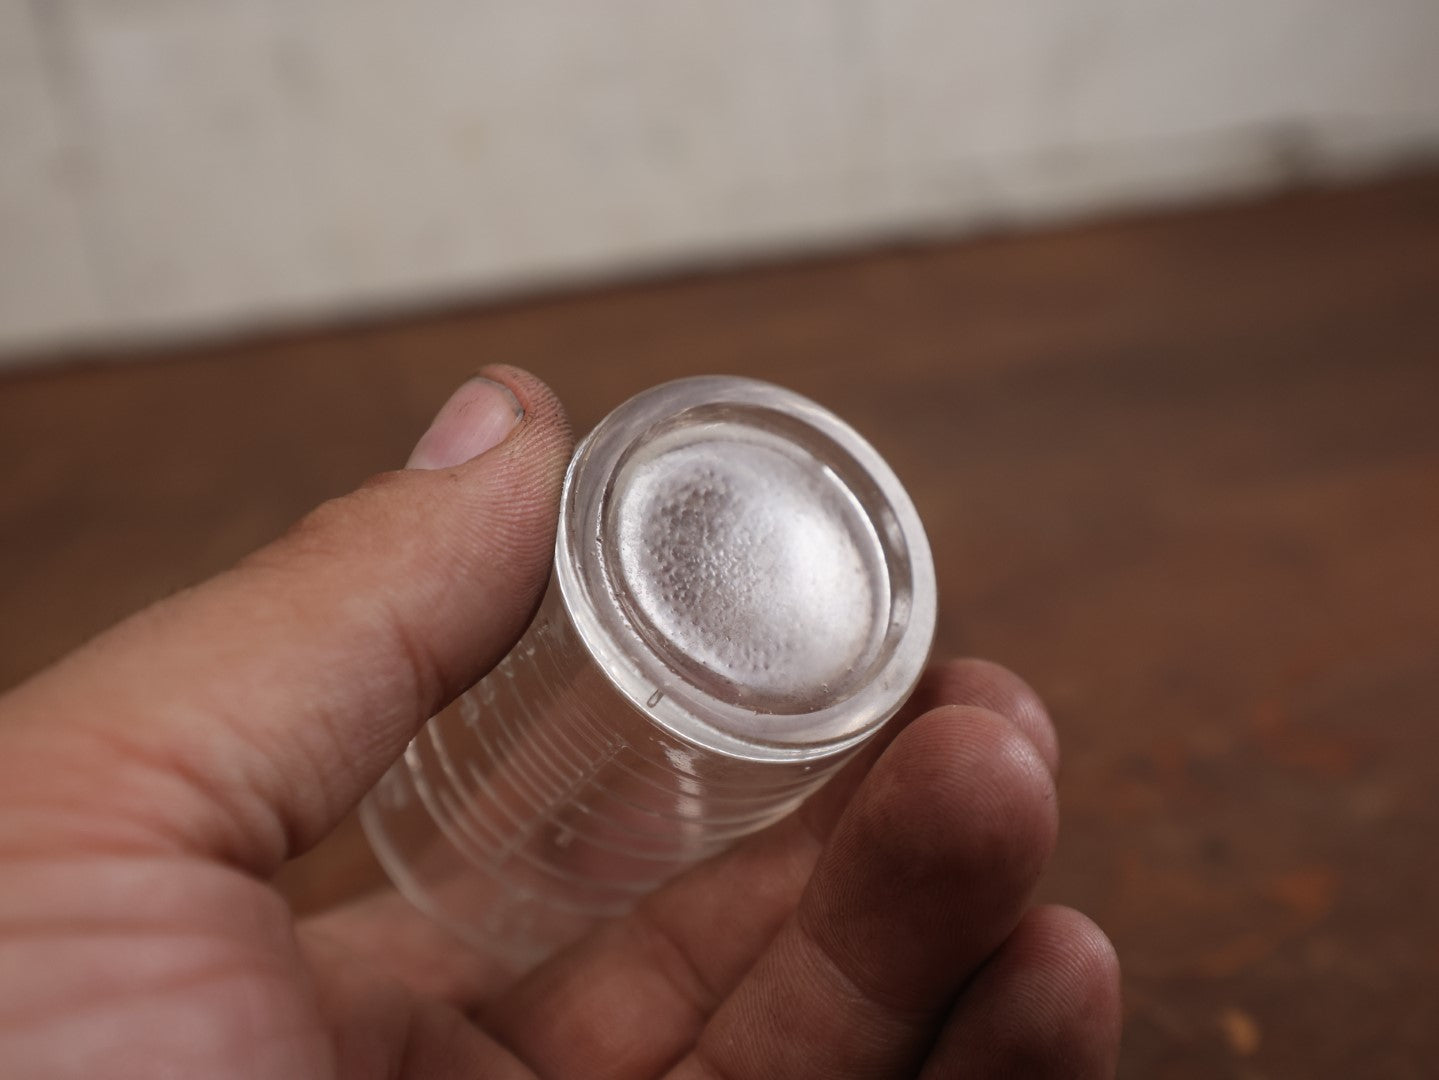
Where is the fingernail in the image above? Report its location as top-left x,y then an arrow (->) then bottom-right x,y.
407,377 -> 524,469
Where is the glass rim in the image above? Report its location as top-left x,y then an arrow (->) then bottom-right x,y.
555,375 -> 936,763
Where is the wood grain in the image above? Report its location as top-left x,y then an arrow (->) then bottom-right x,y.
3,174 -> 1437,1078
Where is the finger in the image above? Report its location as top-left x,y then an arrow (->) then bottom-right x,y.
667,705 -> 1058,1080
323,659 -> 1049,1027
793,656 -> 1058,847
920,906 -> 1122,1079
303,888 -> 515,1006
910,658 -> 1059,775
299,928 -> 540,1080
483,688 -> 1055,1079
649,658 -> 1058,994
0,367 -> 573,876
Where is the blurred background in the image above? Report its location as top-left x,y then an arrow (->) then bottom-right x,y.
5,0 -> 1439,357
2,2 -> 1438,1076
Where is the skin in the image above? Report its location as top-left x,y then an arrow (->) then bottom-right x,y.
0,366 -> 1121,1078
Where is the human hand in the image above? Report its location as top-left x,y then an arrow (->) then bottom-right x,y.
0,367 -> 1120,1078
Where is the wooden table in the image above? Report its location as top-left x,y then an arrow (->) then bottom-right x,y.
3,173 -> 1437,1078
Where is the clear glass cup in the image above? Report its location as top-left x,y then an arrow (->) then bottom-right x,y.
360,376 -> 936,977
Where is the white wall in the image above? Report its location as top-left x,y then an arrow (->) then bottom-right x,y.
3,0 -> 1438,363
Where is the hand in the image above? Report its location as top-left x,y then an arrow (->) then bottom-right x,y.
0,368 -> 1120,1078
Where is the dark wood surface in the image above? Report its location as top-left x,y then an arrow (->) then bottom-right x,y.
3,174 -> 1437,1077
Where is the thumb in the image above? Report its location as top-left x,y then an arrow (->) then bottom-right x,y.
0,366 -> 573,874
